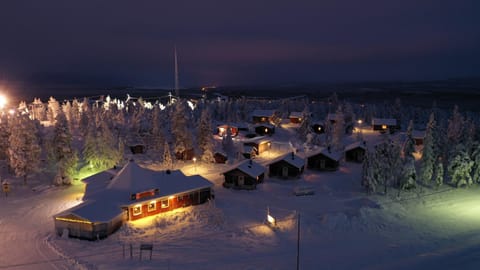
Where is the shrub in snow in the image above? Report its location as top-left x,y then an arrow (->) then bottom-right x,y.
448,147 -> 474,187
420,112 -> 437,184
400,157 -> 416,190
433,158 -> 444,187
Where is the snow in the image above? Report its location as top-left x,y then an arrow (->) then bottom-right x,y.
229,159 -> 266,178
2,103 -> 480,270
267,152 -> 305,169
251,109 -> 276,118
289,112 -> 303,118
372,118 -> 397,126
344,140 -> 367,152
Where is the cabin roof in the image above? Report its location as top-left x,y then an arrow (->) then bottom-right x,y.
372,118 -> 397,126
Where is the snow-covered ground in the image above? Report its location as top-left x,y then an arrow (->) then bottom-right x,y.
2,127 -> 480,270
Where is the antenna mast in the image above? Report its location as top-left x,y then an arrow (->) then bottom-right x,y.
174,45 -> 179,97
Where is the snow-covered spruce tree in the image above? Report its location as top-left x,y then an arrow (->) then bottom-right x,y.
8,114 -> 41,185
446,105 -> 464,154
197,107 -> 215,164
71,98 -> 81,127
392,98 -> 402,129
0,115 -> 10,160
297,108 -> 312,143
400,156 -> 416,190
149,106 -> 165,160
171,99 -> 193,160
447,146 -> 474,187
420,112 -> 437,184
222,127 -> 236,164
332,106 -> 345,151
433,157 -> 444,187
470,144 -> 480,183
50,110 -> 78,185
375,136 -> 402,194
31,98 -> 46,121
403,120 -> 415,159
47,96 -> 61,124
361,150 -> 376,194
162,141 -> 173,169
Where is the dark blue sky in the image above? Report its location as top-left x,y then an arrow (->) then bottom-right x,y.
0,0 -> 479,89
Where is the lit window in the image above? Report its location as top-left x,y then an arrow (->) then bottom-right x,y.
264,128 -> 268,133
161,199 -> 169,208
382,124 -> 387,129
148,201 -> 156,212
133,204 -> 142,216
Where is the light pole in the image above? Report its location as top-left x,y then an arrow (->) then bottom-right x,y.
192,157 -> 197,172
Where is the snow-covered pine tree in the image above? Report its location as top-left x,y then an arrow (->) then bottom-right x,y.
171,99 -> 193,160
0,115 -> 9,160
47,96 -> 61,124
297,108 -> 311,143
420,112 -> 436,184
433,158 -> 444,187
150,106 -> 165,160
222,127 -> 236,163
197,107 -> 215,164
400,156 -> 416,190
361,150 -> 376,194
332,106 -> 345,151
448,146 -> 474,187
163,141 -> 173,169
8,114 -> 41,185
50,110 -> 78,185
447,105 -> 464,156
403,120 -> 415,159
31,98 -> 46,121
470,144 -> 480,183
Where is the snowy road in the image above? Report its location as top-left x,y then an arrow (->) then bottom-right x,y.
0,184 -> 84,270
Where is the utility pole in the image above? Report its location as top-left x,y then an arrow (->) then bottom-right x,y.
174,45 -> 179,98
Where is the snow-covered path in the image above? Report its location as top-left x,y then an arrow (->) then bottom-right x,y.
0,184 -> 84,270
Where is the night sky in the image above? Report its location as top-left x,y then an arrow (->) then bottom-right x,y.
0,0 -> 479,89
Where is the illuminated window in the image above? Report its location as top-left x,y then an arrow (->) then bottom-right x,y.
148,201 -> 156,212
161,199 -> 169,208
133,204 -> 142,216
264,128 -> 268,133
382,124 -> 387,129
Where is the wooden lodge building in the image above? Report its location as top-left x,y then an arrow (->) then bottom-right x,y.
268,152 -> 305,179
242,137 -> 271,158
251,110 -> 276,124
305,147 -> 342,171
289,112 -> 304,124
345,141 -> 367,163
254,124 -> 275,136
54,160 -> 213,240
216,124 -> 239,137
371,118 -> 400,133
223,160 -> 265,190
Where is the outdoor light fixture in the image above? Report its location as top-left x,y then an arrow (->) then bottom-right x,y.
267,214 -> 276,225
0,94 -> 7,109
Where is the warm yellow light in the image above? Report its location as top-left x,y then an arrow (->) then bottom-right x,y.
133,204 -> 142,216
168,195 -> 175,200
382,124 -> 387,129
264,128 -> 268,133
357,119 -> 363,124
0,95 -> 6,109
193,157 -> 197,163
8,109 -> 14,115
55,217 -> 92,225
267,214 -> 276,225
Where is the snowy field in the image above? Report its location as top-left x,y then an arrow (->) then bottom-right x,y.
2,127 -> 480,270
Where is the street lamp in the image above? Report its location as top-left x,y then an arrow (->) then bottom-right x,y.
0,94 -> 7,110
192,157 -> 197,172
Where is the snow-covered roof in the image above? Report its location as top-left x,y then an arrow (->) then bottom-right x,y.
326,113 -> 337,121
253,123 -> 275,128
229,160 -> 265,178
304,147 -> 343,161
372,118 -> 397,126
56,200 -> 123,223
103,161 -> 213,204
242,136 -> 270,145
251,110 -> 275,118
268,152 -> 305,169
412,130 -> 426,139
289,112 -> 303,118
345,141 -> 367,152
243,145 -> 257,153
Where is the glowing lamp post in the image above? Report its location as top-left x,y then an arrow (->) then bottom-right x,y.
267,207 -> 276,226
192,157 -> 197,172
0,95 -> 6,109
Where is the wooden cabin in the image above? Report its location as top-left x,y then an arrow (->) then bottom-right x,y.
251,110 -> 276,124
223,160 -> 265,190
217,124 -> 239,137
371,118 -> 399,133
175,148 -> 195,160
268,152 -> 305,179
214,152 -> 228,164
243,138 -> 271,156
305,148 -> 342,171
54,161 -> 213,240
254,124 -> 275,136
345,141 -> 367,163
289,112 -> 304,124
412,130 -> 426,146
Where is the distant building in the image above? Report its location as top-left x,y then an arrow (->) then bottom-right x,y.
412,130 -> 426,146
251,110 -> 276,124
371,118 -> 399,133
216,124 -> 239,137
305,147 -> 342,171
345,141 -> 367,163
289,112 -> 304,124
268,152 -> 305,179
254,124 -> 275,136
223,160 -> 265,190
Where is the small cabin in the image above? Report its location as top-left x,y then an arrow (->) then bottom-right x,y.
254,124 -> 275,136
214,152 -> 228,164
217,124 -> 239,137
289,112 -> 304,124
251,110 -> 276,124
268,152 -> 305,179
345,141 -> 367,163
223,160 -> 265,190
243,138 -> 271,156
412,130 -> 426,146
372,118 -> 399,133
175,148 -> 195,160
305,148 -> 342,171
